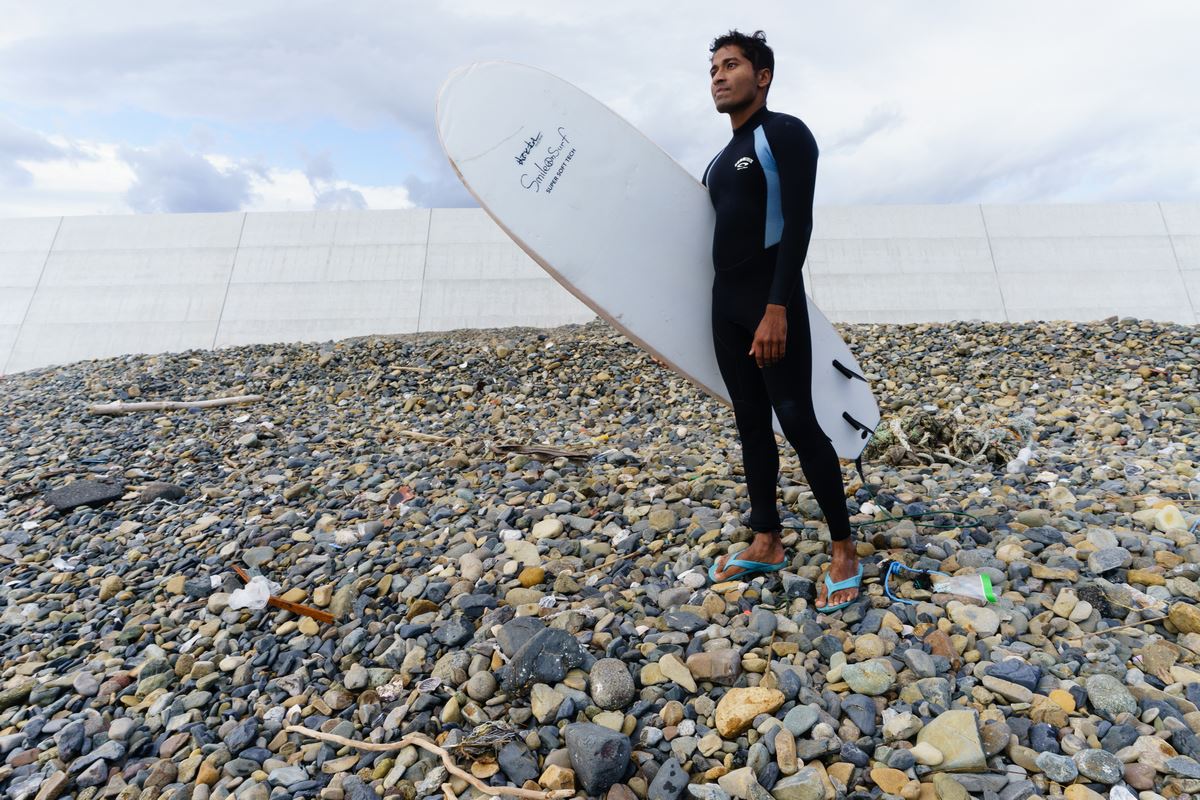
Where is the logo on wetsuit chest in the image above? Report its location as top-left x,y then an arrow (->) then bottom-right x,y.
734,156 -> 755,171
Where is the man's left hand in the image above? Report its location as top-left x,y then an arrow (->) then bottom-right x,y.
749,304 -> 788,368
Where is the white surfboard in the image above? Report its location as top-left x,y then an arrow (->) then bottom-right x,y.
436,61 -> 879,459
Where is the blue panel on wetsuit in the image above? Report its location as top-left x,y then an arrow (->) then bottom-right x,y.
752,126 -> 783,249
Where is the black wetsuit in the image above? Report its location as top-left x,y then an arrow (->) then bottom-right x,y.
703,105 -> 851,540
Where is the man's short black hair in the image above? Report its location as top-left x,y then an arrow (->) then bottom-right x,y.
709,29 -> 774,91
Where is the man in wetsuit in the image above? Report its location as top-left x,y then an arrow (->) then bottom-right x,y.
703,30 -> 861,612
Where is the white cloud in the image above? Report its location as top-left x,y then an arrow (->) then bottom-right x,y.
0,1 -> 1197,215
0,131 -> 414,218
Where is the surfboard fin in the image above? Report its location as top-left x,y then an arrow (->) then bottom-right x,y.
842,412 -> 874,440
832,359 -> 868,383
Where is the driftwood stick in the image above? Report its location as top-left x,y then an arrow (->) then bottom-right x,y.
233,565 -> 334,624
393,429 -> 450,444
1056,614 -> 1169,643
88,395 -> 265,416
490,442 -> 591,460
284,726 -> 573,800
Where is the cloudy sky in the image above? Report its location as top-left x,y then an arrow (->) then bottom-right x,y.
0,1 -> 1196,218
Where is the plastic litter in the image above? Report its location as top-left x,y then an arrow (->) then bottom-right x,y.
1006,445 -> 1034,474
228,575 -> 282,610
933,574 -> 998,603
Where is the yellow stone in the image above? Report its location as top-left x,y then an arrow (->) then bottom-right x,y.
280,588 -> 307,603
1127,569 -> 1166,586
1048,689 -> 1076,714
313,585 -> 332,606
828,762 -> 854,788
1157,551 -> 1185,568
714,687 -> 785,738
539,765 -> 574,792
871,767 -> 910,795
771,641 -> 800,657
519,567 -> 546,587
165,575 -> 185,595
1065,786 -> 1106,800
196,764 -> 220,786
298,617 -> 320,636
640,663 -> 666,685
1171,603 -> 1200,635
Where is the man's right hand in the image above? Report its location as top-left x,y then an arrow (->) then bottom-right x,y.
749,304 -> 788,367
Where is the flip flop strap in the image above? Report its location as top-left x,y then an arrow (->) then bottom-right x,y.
825,566 -> 864,593
726,558 -> 785,571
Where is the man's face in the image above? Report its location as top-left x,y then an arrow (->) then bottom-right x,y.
710,44 -> 768,113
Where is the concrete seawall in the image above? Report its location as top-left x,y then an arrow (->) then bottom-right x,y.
2,202 -> 1197,375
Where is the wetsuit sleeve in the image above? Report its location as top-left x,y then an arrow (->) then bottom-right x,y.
765,119 -> 818,307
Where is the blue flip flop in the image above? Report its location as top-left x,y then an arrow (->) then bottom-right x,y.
817,564 -> 864,613
709,556 -> 788,583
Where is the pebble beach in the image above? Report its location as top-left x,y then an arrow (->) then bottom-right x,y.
2,315 -> 1200,800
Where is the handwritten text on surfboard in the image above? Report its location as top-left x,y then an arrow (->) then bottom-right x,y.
517,128 -> 576,193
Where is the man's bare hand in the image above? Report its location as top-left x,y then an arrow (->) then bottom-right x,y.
749,304 -> 788,367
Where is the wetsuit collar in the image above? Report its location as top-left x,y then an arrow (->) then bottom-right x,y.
732,105 -> 771,136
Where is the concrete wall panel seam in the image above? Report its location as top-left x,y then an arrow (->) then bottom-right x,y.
212,212 -> 249,350
978,204 -> 1010,322
1160,201 -> 1198,323
4,216 -> 63,376
415,209 -> 435,333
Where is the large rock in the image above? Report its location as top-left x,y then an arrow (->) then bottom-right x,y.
948,604 -> 1000,638
770,767 -> 826,800
687,650 -> 742,685
44,479 -> 124,512
1170,603 -> 1200,635
841,659 -> 896,696
715,687 -> 785,738
1073,749 -> 1122,784
498,742 -> 540,786
1035,752 -> 1079,784
1085,674 -> 1137,720
591,658 -> 636,710
916,710 -> 986,771
648,757 -> 688,800
496,616 -> 546,657
502,627 -> 588,694
565,723 -> 631,796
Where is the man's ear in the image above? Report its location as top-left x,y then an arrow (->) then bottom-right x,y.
757,68 -> 772,92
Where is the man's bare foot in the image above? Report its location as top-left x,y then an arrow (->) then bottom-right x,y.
815,538 -> 860,610
713,531 -> 786,581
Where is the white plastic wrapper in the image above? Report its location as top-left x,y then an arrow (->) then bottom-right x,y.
228,575 -> 282,610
